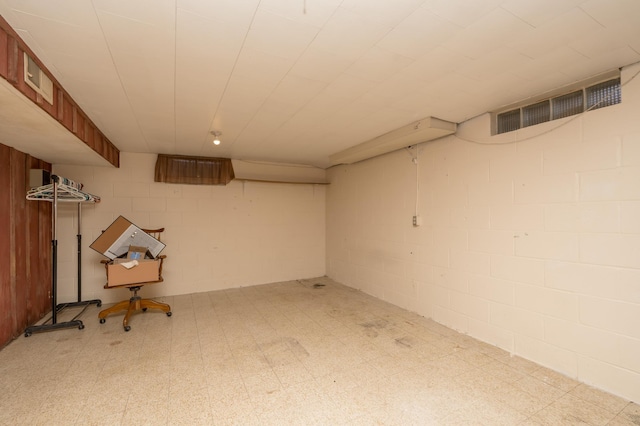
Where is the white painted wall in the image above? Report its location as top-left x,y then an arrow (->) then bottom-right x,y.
53,152 -> 326,305
326,63 -> 640,403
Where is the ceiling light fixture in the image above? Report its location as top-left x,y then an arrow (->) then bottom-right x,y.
210,131 -> 221,146
329,116 -> 456,165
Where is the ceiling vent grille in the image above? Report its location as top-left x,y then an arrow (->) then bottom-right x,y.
23,53 -> 53,105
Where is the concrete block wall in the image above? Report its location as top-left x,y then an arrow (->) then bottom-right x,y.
53,152 -> 326,305
326,62 -> 640,402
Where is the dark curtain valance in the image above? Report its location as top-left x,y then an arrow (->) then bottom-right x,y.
154,154 -> 234,185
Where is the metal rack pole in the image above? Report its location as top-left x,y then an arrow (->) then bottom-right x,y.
55,203 -> 102,311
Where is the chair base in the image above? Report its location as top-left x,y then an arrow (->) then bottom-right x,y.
98,294 -> 171,331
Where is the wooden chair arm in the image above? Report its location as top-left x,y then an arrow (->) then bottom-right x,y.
157,254 -> 166,277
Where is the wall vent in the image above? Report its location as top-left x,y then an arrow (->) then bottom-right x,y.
23,53 -> 53,104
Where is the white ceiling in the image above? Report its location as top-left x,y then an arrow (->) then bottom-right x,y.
0,0 -> 639,169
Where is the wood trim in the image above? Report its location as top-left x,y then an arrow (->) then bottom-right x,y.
0,30 -> 8,78
235,178 -> 330,185
6,35 -> 17,84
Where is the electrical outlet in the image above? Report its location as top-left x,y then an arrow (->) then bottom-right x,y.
412,215 -> 422,227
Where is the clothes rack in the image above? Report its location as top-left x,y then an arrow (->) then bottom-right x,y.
24,175 -> 102,336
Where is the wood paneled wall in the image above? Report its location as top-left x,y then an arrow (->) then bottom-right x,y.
0,16 -> 119,167
0,143 -> 52,348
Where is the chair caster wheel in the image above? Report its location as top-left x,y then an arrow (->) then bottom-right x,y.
142,308 -> 147,312
99,318 -> 106,324
79,324 -> 85,330
124,326 -> 131,332
97,302 -> 102,307
25,332 -> 32,337
166,312 -> 172,317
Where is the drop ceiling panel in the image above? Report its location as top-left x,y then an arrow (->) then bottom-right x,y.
289,47 -> 354,82
424,0 -> 504,28
178,0 -> 260,26
243,99 -> 301,133
40,42 -> 114,79
4,0 -> 102,32
311,8 -> 390,59
375,7 -> 460,59
456,48 -> 532,82
268,75 -> 328,109
93,0 -> 175,26
175,10 -> 246,66
344,47 -> 414,83
508,8 -> 604,60
8,12 -> 101,54
97,10 -> 175,58
581,0 -> 640,30
341,0 -> 425,27
244,9 -> 320,60
501,0 -> 586,27
510,46 -> 591,81
399,47 -> 473,84
569,29 -> 629,59
442,7 -> 534,60
259,0 -> 342,27
322,74 -> 377,103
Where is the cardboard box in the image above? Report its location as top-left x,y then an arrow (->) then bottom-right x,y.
106,258 -> 161,287
90,216 -> 165,260
127,245 -> 149,260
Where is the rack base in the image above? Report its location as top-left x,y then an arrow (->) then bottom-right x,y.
56,299 -> 102,311
24,320 -> 84,337
24,298 -> 102,337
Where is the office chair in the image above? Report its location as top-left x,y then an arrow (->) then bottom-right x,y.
98,228 -> 171,331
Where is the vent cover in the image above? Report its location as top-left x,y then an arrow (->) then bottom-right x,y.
23,53 -> 53,104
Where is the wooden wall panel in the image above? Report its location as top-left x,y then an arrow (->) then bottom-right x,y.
0,143 -> 52,349
6,35 -> 17,84
28,157 -> 50,322
0,144 -> 12,346
10,148 -> 28,334
0,29 -> 7,78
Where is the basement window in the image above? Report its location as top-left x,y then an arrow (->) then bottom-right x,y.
497,109 -> 520,134
587,79 -> 622,110
495,77 -> 621,135
522,100 -> 550,128
552,90 -> 583,120
154,154 -> 234,185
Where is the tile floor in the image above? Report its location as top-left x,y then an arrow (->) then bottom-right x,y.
0,277 -> 638,425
